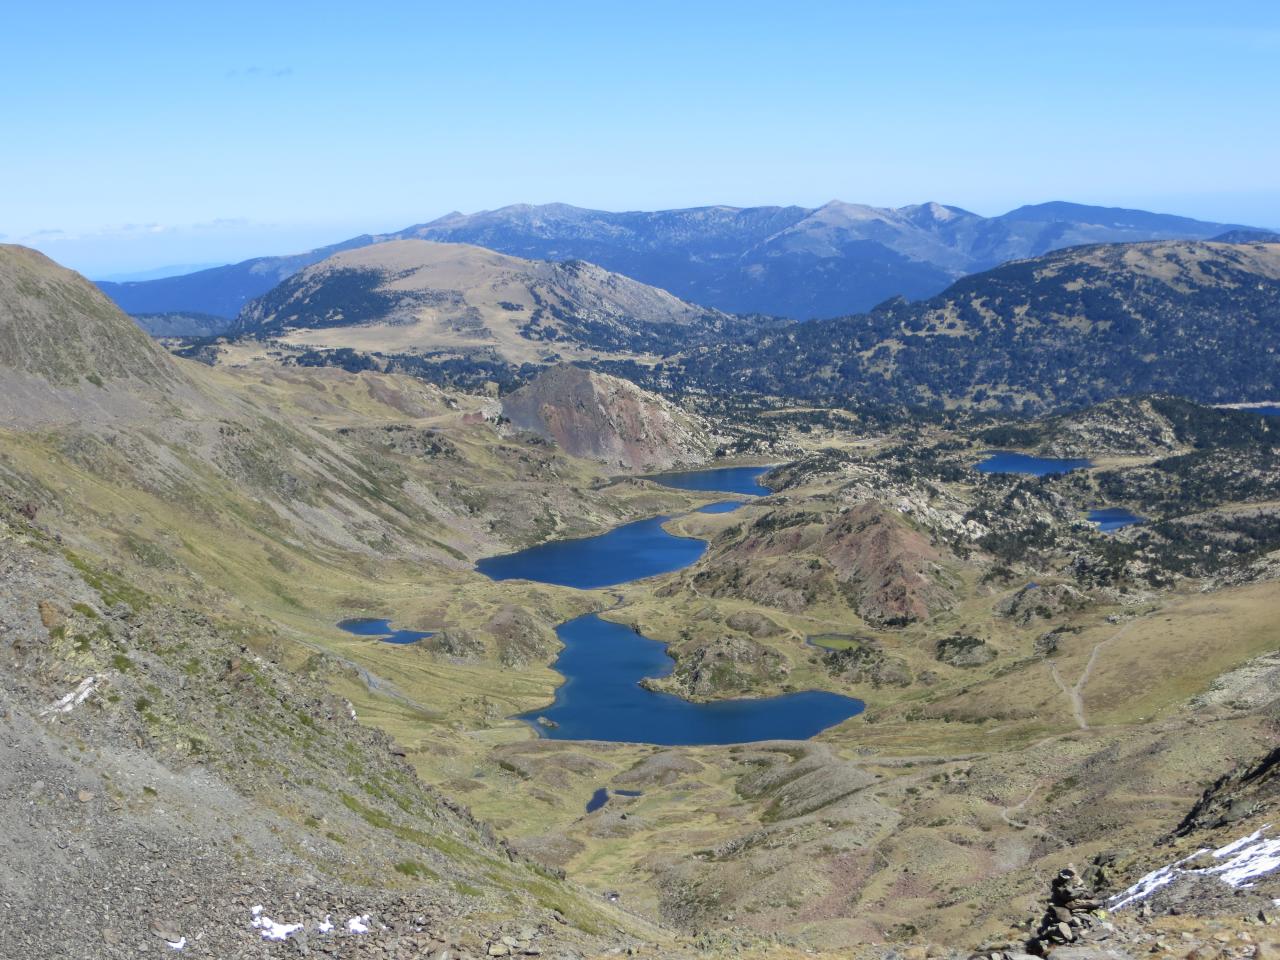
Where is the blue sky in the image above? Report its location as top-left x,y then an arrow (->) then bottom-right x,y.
3,1 -> 1278,276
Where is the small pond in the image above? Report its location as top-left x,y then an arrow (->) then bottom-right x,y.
585,786 -> 643,813
1087,508 -> 1145,532
975,451 -> 1092,476
339,618 -> 434,645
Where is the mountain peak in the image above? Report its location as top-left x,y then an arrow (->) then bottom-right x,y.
899,201 -> 978,223
0,244 -> 186,425
0,244 -> 178,389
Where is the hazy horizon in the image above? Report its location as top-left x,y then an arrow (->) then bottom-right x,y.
14,195 -> 1279,280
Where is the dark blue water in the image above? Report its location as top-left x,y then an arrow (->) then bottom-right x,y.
697,500 -> 747,514
1087,508 -> 1145,532
476,515 -> 707,589
585,787 -> 644,812
648,465 -> 772,496
586,787 -> 609,812
975,451 -> 1092,476
339,618 -> 434,645
516,614 -> 864,745
1247,405 -> 1280,417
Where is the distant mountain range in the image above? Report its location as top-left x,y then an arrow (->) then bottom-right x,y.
96,201 -> 1261,322
96,262 -> 226,283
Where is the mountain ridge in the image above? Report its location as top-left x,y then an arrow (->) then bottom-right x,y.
95,200 -> 1262,322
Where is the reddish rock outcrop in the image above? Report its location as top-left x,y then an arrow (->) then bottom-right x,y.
694,502 -> 956,625
501,365 -> 711,470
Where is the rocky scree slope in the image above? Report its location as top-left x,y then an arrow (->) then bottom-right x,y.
682,500 -> 959,627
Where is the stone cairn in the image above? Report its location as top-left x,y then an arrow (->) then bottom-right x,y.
1029,864 -> 1105,955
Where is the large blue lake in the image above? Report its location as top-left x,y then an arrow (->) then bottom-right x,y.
475,464 -> 864,744
975,451 -> 1092,476
476,515 -> 708,589
516,614 -> 864,745
476,466 -> 771,588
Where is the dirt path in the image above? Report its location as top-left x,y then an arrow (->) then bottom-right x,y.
1048,618 -> 1142,730
999,782 -> 1067,847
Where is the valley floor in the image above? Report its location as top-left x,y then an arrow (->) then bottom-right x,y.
3,350 -> 1280,959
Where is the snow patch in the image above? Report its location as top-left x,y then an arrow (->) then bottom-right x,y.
347,914 -> 371,934
1110,824 -> 1280,910
250,905 -> 303,942
41,675 -> 100,716
248,906 -> 367,940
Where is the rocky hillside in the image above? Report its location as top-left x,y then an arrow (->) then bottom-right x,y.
977,394 -> 1279,457
0,244 -> 195,426
0,245 -> 178,389
0,496 -> 666,960
501,364 -> 712,470
685,501 -> 958,626
658,240 -> 1280,412
96,201 -> 1256,321
229,239 -> 764,373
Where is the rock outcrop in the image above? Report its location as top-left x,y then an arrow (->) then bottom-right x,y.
935,633 -> 998,668
502,364 -> 712,470
997,582 -> 1090,625
1029,865 -> 1106,955
692,502 -> 957,625
643,634 -> 789,699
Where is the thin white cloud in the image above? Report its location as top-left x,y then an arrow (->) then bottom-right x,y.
22,228 -> 74,241
18,219 -> 273,245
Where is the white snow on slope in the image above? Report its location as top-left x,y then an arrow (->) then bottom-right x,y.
1110,825 -> 1280,910
250,905 -> 303,941
40,675 -> 100,716
248,905 -> 371,941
